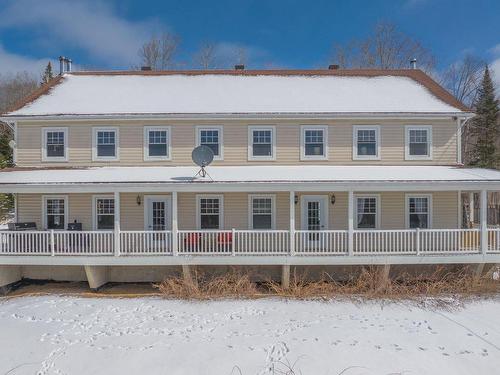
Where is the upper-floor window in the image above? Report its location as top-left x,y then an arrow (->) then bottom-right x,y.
301,126 -> 328,160
353,125 -> 380,160
93,196 -> 115,230
405,126 -> 432,160
248,126 -> 275,161
43,195 -> 68,230
196,126 -> 223,160
406,194 -> 432,229
355,195 -> 379,229
144,126 -> 171,161
197,195 -> 223,229
92,127 -> 119,161
249,194 -> 275,229
42,127 -> 68,162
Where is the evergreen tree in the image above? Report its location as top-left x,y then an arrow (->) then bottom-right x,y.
468,66 -> 500,168
41,62 -> 54,85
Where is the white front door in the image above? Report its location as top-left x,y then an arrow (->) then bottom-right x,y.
301,195 -> 328,231
145,196 -> 171,231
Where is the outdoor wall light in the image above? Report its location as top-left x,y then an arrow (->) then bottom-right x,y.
294,194 -> 299,205
330,194 -> 336,205
136,195 -> 142,206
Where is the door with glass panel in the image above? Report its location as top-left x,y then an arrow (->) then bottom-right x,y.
301,196 -> 328,245
145,196 -> 171,252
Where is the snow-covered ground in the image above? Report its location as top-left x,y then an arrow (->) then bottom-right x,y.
1,296 -> 499,375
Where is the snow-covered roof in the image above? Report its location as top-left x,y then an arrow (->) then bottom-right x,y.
4,70 -> 469,117
0,166 -> 499,187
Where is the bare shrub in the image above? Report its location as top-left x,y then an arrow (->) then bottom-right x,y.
156,266 -> 499,301
155,268 -> 257,299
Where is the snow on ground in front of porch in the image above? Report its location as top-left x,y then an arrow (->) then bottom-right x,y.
1,296 -> 499,375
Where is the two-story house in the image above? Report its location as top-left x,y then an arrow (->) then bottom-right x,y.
1,68 -> 500,289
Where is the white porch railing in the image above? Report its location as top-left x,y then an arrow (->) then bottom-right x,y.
354,230 -> 417,255
53,231 -> 114,255
120,231 -> 172,255
177,230 -> 233,255
419,229 -> 480,254
294,230 -> 348,255
487,228 -> 500,253
0,228 -> 494,257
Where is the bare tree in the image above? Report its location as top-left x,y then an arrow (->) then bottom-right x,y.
0,72 -> 38,113
193,42 -> 218,69
331,22 -> 436,73
138,33 -> 180,70
440,55 -> 485,108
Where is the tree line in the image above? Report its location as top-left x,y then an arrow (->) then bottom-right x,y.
0,21 -> 498,169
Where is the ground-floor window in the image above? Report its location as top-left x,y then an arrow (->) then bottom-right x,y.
249,195 -> 275,229
355,195 -> 379,229
94,197 -> 115,230
407,195 -> 431,229
43,196 -> 67,230
198,195 -> 223,229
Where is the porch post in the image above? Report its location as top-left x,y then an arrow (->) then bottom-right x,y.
289,191 -> 295,256
469,192 -> 475,223
348,190 -> 354,256
114,191 -> 121,256
172,191 -> 178,256
480,189 -> 488,255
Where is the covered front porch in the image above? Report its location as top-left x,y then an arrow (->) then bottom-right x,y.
1,165 -> 500,264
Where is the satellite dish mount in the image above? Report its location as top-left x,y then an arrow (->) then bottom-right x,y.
191,145 -> 214,179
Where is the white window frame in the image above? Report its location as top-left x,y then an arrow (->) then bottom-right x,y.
196,126 -> 223,161
300,125 -> 328,161
42,127 -> 68,162
352,125 -> 381,161
92,195 -> 115,230
42,195 -> 68,230
405,125 -> 433,160
196,194 -> 224,230
405,194 -> 433,229
354,194 -> 380,230
248,194 -> 276,230
92,127 -> 119,161
248,126 -> 276,161
143,126 -> 171,161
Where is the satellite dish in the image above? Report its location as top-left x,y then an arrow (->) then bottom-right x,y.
192,145 -> 214,177
8,140 -> 16,149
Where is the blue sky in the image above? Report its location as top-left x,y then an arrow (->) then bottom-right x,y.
0,0 -> 499,83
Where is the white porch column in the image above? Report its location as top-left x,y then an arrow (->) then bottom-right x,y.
469,192 -> 475,223
348,190 -> 354,256
114,191 -> 121,256
172,191 -> 178,256
480,189 -> 488,255
289,191 -> 295,256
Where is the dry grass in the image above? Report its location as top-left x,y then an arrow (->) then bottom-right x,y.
155,266 -> 500,302
155,268 -> 258,299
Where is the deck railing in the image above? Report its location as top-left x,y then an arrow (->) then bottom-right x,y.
294,230 -> 347,255
0,228 -> 495,257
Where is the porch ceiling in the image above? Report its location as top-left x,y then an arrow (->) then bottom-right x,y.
1,166 -> 500,193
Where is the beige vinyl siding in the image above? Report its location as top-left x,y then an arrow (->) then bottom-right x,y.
16,119 -> 457,167
15,191 -> 459,231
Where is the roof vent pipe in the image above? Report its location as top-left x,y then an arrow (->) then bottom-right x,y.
235,64 -> 245,70
410,58 -> 417,69
66,58 -> 72,72
59,56 -> 66,75
328,64 -> 340,70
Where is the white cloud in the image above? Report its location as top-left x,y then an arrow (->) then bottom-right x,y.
0,44 -> 53,76
0,0 -> 160,67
